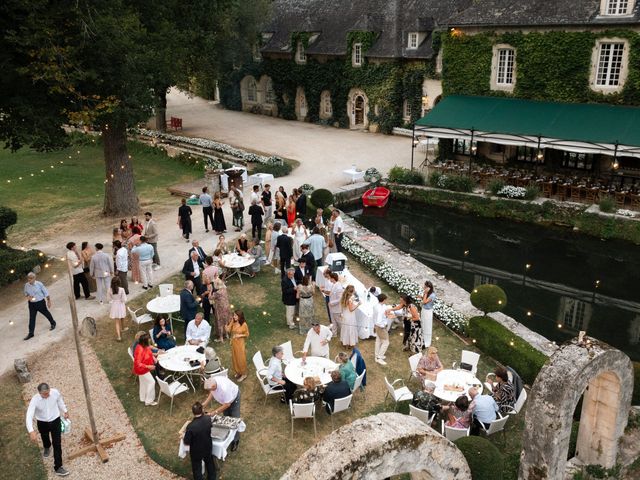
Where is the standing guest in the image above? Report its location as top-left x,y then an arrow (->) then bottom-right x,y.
108,276 -> 127,341
298,244 -> 316,278
276,228 -> 293,276
113,240 -> 129,295
80,241 -> 97,292
131,236 -> 154,290
129,216 -> 144,235
186,313 -> 211,346
119,219 -> 131,240
339,285 -> 360,349
267,346 -> 297,403
469,387 -> 498,435
182,250 -> 204,294
248,199 -> 264,242
133,333 -> 157,406
416,346 -> 443,382
188,240 -> 207,264
183,402 -> 217,480
212,192 -> 227,234
226,310 -> 249,382
202,376 -> 242,451
180,280 -> 199,336
89,243 -> 113,304
412,381 -> 441,419
393,295 -> 411,351
402,293 -> 423,354
331,209 -> 345,253
327,272 -> 344,334
301,321 -> 333,359
203,256 -> 219,283
286,195 -> 296,227
268,222 -> 281,268
229,186 -> 244,232
274,195 -> 286,223
112,228 -> 123,255
23,274 -> 56,341
264,222 -> 273,251
235,233 -> 249,255
66,242 -> 94,300
152,316 -> 176,351
127,233 -> 142,284
337,351 -> 357,390
421,280 -> 436,348
488,367 -> 516,414
215,234 -> 229,255
261,184 -> 273,222
374,293 -> 390,365
200,186 -> 214,233
322,370 -> 351,414
314,208 -> 324,226
297,275 -> 315,334
250,184 -> 261,205
178,198 -> 193,241
292,377 -> 323,404
25,383 -> 70,477
200,271 -> 215,324
292,218 -> 308,260
143,211 -> 161,269
212,275 -> 231,342
303,226 -> 327,267
296,186 -> 307,220
278,186 -> 287,201
281,268 -> 298,330
294,259 -> 306,285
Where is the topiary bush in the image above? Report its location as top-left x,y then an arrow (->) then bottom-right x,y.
388,166 -> 425,185
455,436 -> 504,480
470,284 -> 507,315
0,206 -> 18,242
488,179 -> 506,196
599,197 -> 615,213
310,188 -> 335,209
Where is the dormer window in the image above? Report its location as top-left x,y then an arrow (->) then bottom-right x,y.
408,32 -> 419,49
352,43 -> 363,67
601,0 -> 634,15
296,42 -> 306,64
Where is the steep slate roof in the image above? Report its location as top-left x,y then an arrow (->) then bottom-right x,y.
261,0 -> 473,59
448,0 -> 640,27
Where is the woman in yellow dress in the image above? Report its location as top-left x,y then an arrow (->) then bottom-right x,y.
226,310 -> 249,382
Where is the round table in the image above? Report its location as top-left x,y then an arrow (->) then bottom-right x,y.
222,253 -> 255,285
158,345 -> 206,391
433,369 -> 483,403
285,357 -> 338,386
147,294 -> 181,332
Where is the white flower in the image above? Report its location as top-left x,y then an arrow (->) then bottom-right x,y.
617,209 -> 635,217
497,185 -> 526,199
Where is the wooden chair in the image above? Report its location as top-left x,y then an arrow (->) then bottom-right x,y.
630,193 -> 640,211
570,186 -> 582,203
556,184 -> 568,201
615,191 -> 627,209
542,182 -> 553,198
585,188 -> 599,204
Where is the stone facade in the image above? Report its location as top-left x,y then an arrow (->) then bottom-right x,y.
281,413 -> 472,480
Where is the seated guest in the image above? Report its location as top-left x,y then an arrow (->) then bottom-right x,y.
469,387 -> 498,435
412,381 -> 441,418
152,316 -> 176,351
202,347 -> 222,376
292,377 -> 323,404
302,322 -> 333,359
322,370 -> 351,414
337,352 -> 356,391
442,395 -> 473,429
215,235 -> 229,255
247,240 -> 263,277
266,346 -> 297,403
416,346 -> 443,382
186,313 -> 211,346
235,234 -> 249,255
489,367 -> 516,414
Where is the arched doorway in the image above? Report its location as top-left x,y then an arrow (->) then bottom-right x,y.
347,88 -> 369,129
295,87 -> 307,121
354,95 -> 365,125
519,336 -> 634,479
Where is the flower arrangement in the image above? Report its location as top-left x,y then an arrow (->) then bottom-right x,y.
299,184 -> 315,195
364,167 -> 381,182
203,157 -> 222,170
341,236 -> 468,333
135,129 -> 284,166
496,185 -> 526,199
617,209 -> 635,217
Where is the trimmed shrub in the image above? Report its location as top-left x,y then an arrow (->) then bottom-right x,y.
311,188 -> 335,209
455,436 -> 504,480
248,161 -> 292,178
431,173 -> 475,192
470,284 -> 507,315
524,186 -> 540,200
388,166 -> 425,185
0,248 -> 45,286
599,197 -> 615,213
488,179 -> 506,195
0,206 -> 18,242
467,315 -> 548,384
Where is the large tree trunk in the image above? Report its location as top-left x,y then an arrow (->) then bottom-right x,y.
102,124 -> 139,216
155,87 -> 168,132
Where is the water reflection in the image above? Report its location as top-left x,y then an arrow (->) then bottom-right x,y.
346,202 -> 640,360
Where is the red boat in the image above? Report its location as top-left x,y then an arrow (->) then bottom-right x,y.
362,186 -> 390,208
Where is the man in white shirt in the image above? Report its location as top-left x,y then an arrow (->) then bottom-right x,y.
66,242 -> 94,300
186,313 -> 211,346
25,383 -> 70,476
331,209 -> 345,253
302,322 -> 333,359
114,240 -> 129,294
373,293 -> 391,365
202,376 -> 241,450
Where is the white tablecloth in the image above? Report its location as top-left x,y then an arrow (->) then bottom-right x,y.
158,345 -> 206,373
146,294 -> 181,314
179,421 -> 247,461
285,357 -> 338,386
222,253 -> 255,269
433,369 -> 483,403
315,266 -> 376,339
342,168 -> 365,183
247,173 -> 275,188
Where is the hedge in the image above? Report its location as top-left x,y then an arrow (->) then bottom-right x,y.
467,316 -> 548,385
0,248 -> 45,287
455,436 -> 504,480
0,206 -> 18,242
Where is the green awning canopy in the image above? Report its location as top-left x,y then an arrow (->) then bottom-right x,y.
415,95 -> 640,157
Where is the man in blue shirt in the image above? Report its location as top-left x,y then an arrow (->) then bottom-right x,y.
23,272 -> 56,340
469,387 -> 499,435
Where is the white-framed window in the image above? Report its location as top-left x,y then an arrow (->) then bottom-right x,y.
402,100 -> 411,121
320,90 -> 332,117
352,43 -> 362,67
590,38 -> 629,93
490,44 -> 516,92
296,42 -> 306,64
247,78 -> 257,102
408,32 -> 418,49
601,0 -> 634,15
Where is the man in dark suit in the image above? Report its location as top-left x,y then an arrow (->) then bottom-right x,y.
183,250 -> 204,294
281,268 -> 297,330
188,240 -> 207,263
323,370 -> 351,414
183,402 -> 216,480
297,244 -> 316,278
275,231 -> 293,277
295,188 -> 307,220
180,280 -> 199,336
294,259 -> 305,284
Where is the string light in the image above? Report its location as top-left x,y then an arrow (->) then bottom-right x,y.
9,320 -> 14,326
509,340 -> 514,346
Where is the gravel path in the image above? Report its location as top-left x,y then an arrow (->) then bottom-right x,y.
23,339 -> 182,480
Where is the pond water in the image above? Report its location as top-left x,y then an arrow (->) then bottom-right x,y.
344,201 -> 640,361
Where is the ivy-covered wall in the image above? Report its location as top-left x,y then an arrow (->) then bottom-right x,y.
219,31 -> 437,133
442,29 -> 640,105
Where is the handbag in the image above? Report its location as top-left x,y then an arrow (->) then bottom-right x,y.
459,362 -> 473,372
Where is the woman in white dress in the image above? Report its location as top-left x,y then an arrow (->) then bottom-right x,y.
339,285 -> 360,348
108,276 -> 127,341
292,218 -> 308,261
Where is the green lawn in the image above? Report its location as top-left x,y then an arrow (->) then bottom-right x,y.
91,252 -> 529,479
0,135 -> 200,241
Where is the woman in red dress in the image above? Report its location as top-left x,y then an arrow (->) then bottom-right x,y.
286,195 -> 296,227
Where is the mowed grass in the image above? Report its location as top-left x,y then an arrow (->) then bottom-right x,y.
0,137 -> 200,241
92,253 -> 528,479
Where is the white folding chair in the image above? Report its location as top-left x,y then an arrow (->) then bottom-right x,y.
351,369 -> 366,402
452,350 -> 480,375
128,306 -> 153,325
203,369 -> 229,390
252,351 -> 268,377
408,352 -> 422,382
441,421 -> 470,442
506,389 -> 527,415
280,341 -> 294,362
326,394 -> 353,430
256,371 -> 284,405
409,404 -> 435,426
350,353 -> 357,369
289,400 -> 316,437
158,283 -> 173,297
156,377 -> 188,415
384,377 -> 413,411
478,413 -> 509,441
